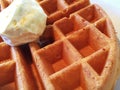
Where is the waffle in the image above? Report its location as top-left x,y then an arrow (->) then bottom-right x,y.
0,0 -> 120,90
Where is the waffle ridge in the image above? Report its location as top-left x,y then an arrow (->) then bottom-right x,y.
0,0 -> 120,90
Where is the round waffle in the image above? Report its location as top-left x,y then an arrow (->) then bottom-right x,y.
0,0 -> 120,90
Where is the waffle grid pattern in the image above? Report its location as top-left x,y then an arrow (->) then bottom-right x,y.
29,4 -> 117,90
39,0 -> 90,24
0,0 -> 119,90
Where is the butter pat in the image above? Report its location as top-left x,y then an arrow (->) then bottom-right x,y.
0,0 -> 47,46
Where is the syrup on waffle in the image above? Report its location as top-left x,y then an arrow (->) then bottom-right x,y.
0,0 -> 120,90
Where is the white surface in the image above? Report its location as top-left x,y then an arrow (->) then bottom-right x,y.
91,0 -> 120,90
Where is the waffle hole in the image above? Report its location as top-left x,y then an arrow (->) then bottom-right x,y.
0,60 -> 15,86
40,0 -> 57,15
87,48 -> 108,75
50,63 -> 86,90
77,5 -> 104,23
65,0 -> 79,5
38,26 -> 55,48
0,43 -> 11,61
54,15 -> 89,36
95,18 -> 113,38
0,82 -> 15,90
68,25 -> 109,57
19,44 -> 33,64
52,57 -> 68,72
0,37 -> 3,42
40,0 -> 66,15
36,41 -> 79,75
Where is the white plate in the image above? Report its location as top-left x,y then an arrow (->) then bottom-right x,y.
91,0 -> 120,90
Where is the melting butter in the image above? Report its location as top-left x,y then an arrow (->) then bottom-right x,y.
0,0 -> 47,46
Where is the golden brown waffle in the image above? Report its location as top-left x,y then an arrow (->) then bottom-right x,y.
0,0 -> 120,90
39,0 -> 90,24
0,0 -> 12,10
